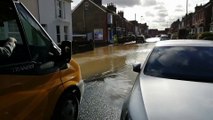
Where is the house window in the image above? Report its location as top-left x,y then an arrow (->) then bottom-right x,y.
210,25 -> 213,32
56,0 -> 65,19
56,25 -> 60,43
64,26 -> 68,41
8,20 -> 22,42
200,27 -> 203,33
0,21 -> 22,43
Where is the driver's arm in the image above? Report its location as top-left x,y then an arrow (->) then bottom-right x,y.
0,37 -> 16,57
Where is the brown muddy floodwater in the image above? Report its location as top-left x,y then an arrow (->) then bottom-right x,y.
72,43 -> 154,80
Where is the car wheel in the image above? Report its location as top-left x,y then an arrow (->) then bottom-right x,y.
53,93 -> 79,120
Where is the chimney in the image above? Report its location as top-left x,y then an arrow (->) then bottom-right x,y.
195,5 -> 203,12
118,11 -> 124,18
92,0 -> 102,6
107,3 -> 117,13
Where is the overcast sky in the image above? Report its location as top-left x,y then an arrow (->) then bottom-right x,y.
72,0 -> 209,30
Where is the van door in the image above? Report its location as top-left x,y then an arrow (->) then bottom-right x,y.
0,1 -> 63,120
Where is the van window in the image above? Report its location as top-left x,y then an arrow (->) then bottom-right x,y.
16,4 -> 55,64
0,2 -> 29,66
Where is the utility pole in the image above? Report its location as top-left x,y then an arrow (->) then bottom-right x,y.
186,0 -> 188,14
84,2 -> 89,34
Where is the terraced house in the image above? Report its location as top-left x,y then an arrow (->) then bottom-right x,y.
170,0 -> 213,37
72,0 -> 139,46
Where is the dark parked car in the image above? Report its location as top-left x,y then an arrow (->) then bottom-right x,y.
160,34 -> 169,41
136,35 -> 145,43
121,40 -> 213,120
127,34 -> 136,42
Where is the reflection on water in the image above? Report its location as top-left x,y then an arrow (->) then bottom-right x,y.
73,43 -> 154,79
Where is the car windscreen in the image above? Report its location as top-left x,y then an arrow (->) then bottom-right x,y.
144,46 -> 213,81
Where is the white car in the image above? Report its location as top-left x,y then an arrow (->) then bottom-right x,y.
121,40 -> 213,120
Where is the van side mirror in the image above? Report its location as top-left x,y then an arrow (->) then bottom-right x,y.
133,63 -> 141,73
60,41 -> 72,63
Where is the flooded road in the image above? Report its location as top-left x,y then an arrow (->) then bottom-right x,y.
73,42 -> 154,80
73,42 -> 155,120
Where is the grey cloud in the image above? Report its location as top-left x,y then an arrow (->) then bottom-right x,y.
154,4 -> 167,15
154,2 -> 165,9
176,5 -> 183,8
175,5 -> 184,12
152,17 -> 166,23
152,18 -> 170,29
175,8 -> 184,12
144,3 -> 168,25
158,9 -> 167,13
145,11 -> 155,17
150,3 -> 169,27
141,0 -> 157,7
163,22 -> 170,26
156,6 -> 168,18
154,6 -> 162,10
158,12 -> 168,17
103,0 -> 141,7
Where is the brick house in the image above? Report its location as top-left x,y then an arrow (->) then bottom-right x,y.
72,0 -> 111,46
170,0 -> 213,37
210,4 -> 213,32
185,13 -> 193,33
170,19 -> 180,33
192,0 -> 213,34
72,0 -> 136,45
139,23 -> 149,37
204,0 -> 213,32
148,29 -> 158,37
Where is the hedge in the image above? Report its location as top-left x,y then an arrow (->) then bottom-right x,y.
198,32 -> 213,40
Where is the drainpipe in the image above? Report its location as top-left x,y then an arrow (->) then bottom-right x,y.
37,0 -> 40,22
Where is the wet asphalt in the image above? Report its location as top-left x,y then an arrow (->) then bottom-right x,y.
73,42 -> 155,120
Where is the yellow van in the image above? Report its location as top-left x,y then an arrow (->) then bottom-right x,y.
0,0 -> 84,120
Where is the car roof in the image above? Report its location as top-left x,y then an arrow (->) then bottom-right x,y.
146,37 -> 160,39
155,39 -> 213,47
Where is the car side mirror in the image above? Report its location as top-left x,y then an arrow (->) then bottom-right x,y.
60,41 -> 72,63
133,63 -> 141,73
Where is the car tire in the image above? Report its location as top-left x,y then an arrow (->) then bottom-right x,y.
53,93 -> 79,120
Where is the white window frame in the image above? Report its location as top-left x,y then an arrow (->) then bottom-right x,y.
56,0 -> 65,19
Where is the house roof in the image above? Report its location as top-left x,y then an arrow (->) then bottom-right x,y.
71,0 -> 132,24
100,5 -> 131,23
72,0 -> 107,13
100,5 -> 116,14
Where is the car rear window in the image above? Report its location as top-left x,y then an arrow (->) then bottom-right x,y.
144,46 -> 213,81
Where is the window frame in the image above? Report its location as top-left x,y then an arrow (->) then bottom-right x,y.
56,0 -> 65,19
